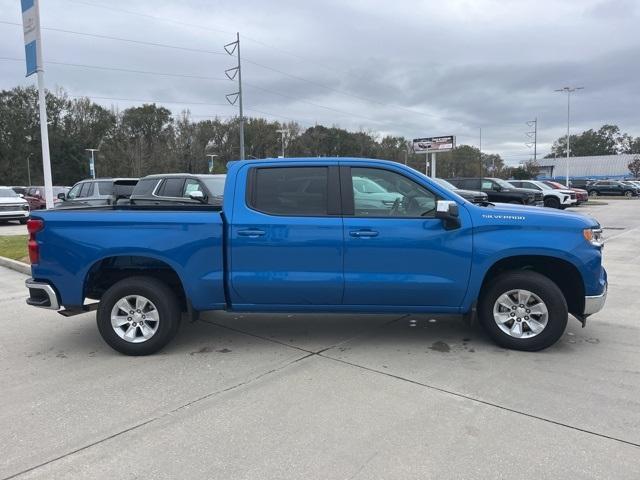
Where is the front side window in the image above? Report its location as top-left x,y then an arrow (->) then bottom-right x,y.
67,184 -> 81,199
183,179 -> 204,197
481,180 -> 493,190
78,182 -> 93,198
351,167 -> 436,218
250,167 -> 328,216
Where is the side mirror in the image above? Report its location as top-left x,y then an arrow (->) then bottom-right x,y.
188,190 -> 206,203
493,185 -> 502,191
18,193 -> 24,198
435,200 -> 461,230
57,192 -> 66,200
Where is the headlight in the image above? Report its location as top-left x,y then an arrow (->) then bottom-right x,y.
583,228 -> 604,247
21,204 -> 30,211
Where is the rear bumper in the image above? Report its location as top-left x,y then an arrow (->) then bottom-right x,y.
25,278 -> 60,310
584,282 -> 607,316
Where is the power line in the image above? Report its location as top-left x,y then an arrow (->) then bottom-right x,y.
0,57 -> 228,81
0,20 -> 226,55
60,0 -> 339,73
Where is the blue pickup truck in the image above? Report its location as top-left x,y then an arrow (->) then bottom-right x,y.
24,158 -> 607,355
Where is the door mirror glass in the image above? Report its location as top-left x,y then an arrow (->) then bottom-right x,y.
57,192 -> 66,200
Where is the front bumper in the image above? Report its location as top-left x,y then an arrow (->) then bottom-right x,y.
0,210 -> 29,220
584,282 -> 607,316
25,278 -> 60,310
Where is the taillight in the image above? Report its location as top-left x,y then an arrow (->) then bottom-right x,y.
27,218 -> 44,264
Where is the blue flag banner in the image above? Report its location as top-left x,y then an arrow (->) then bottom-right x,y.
21,0 -> 41,76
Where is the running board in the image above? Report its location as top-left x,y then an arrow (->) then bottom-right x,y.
57,303 -> 99,317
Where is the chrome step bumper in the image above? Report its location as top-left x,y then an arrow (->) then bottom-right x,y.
25,278 -> 60,310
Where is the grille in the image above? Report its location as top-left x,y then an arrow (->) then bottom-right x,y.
534,193 -> 543,201
472,195 -> 486,203
0,205 -> 23,212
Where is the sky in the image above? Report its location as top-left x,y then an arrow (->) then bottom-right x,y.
1,0 -> 638,164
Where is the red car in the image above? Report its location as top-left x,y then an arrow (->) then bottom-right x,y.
24,186 -> 70,209
542,181 -> 588,204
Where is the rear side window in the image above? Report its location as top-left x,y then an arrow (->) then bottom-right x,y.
133,178 -> 159,196
157,178 -> 185,197
249,167 -> 328,216
97,181 -> 113,195
78,182 -> 94,198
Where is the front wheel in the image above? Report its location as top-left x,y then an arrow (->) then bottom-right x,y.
97,276 -> 181,355
544,197 -> 561,209
624,190 -> 633,198
478,271 -> 568,351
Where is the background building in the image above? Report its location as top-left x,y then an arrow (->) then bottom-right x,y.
537,154 -> 639,180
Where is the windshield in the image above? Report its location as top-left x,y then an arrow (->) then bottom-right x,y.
433,178 -> 458,190
534,181 -> 553,190
201,176 -> 226,196
493,179 -> 513,189
0,188 -> 19,198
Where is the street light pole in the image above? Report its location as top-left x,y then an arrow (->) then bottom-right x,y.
275,129 -> 289,157
205,154 -> 218,173
555,86 -> 584,187
85,148 -> 99,179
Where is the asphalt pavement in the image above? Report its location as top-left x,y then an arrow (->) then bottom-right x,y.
1,200 -> 639,479
0,221 -> 27,236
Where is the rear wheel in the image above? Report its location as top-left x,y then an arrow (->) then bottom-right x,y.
589,190 -> 599,197
97,276 -> 181,355
479,271 -> 568,351
624,190 -> 633,198
544,196 -> 561,209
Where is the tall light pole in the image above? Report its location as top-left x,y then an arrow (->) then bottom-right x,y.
85,148 -> 99,179
555,86 -> 584,186
275,129 -> 289,158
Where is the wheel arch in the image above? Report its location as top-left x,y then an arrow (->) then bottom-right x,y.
84,255 -> 188,310
479,255 -> 585,316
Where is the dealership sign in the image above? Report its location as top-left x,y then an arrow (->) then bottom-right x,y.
412,136 -> 456,153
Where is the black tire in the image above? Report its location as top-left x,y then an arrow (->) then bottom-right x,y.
544,197 -> 561,209
97,276 -> 181,355
478,271 -> 568,351
588,190 -> 598,197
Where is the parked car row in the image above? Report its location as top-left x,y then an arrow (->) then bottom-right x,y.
585,180 -> 639,198
446,177 -> 545,206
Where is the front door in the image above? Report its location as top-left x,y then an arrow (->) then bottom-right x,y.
341,165 -> 472,308
229,164 -> 344,306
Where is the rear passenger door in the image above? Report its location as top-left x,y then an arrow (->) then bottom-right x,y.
228,165 -> 344,306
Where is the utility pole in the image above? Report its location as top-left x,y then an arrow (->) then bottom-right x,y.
225,32 -> 245,160
479,127 -> 483,180
555,86 -> 584,186
526,118 -> 537,162
275,129 -> 289,157
85,148 -> 99,179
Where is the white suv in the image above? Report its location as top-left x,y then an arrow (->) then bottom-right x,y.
508,180 -> 577,209
0,187 -> 30,223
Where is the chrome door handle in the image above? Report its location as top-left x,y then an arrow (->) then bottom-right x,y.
349,230 -> 379,238
237,229 -> 266,237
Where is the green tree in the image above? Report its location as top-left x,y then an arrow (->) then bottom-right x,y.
628,156 -> 640,179
547,124 -> 630,157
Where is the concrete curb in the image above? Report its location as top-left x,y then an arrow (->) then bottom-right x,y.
0,256 -> 31,275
